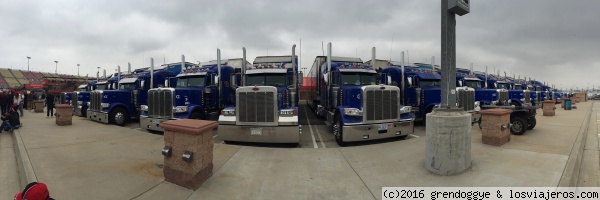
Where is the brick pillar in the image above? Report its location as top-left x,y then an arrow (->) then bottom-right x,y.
55,104 -> 73,126
572,97 -> 580,104
34,100 -> 44,113
160,120 -> 217,190
479,109 -> 512,146
561,99 -> 565,108
542,100 -> 555,116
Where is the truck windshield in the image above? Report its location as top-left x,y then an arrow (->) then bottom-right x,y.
497,83 -> 508,89
119,83 -> 137,90
340,72 -> 377,86
177,76 -> 206,88
465,80 -> 482,89
420,80 -> 440,88
247,73 -> 286,86
96,84 -> 107,90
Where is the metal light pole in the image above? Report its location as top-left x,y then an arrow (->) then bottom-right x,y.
54,61 -> 58,74
77,64 -> 80,76
27,57 -> 31,71
426,0 -> 471,176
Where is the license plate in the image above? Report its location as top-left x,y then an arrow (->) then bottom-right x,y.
151,119 -> 161,124
378,124 -> 389,131
250,128 -> 262,136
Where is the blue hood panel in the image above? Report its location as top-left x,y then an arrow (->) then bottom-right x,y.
173,88 -> 203,107
475,89 -> 498,103
340,86 -> 362,109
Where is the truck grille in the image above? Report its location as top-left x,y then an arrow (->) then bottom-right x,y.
524,91 -> 531,104
147,89 -> 173,118
498,90 -> 508,104
71,92 -> 78,107
238,91 -> 276,123
365,90 -> 399,121
90,91 -> 102,111
457,89 -> 475,111
536,91 -> 541,103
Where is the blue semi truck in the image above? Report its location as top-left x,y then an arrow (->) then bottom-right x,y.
140,52 -> 244,132
456,68 -> 509,107
72,80 -> 99,117
307,44 -> 414,146
88,61 -> 182,126
219,45 -> 302,144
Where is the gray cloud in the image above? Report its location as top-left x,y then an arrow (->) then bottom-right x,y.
0,0 -> 599,90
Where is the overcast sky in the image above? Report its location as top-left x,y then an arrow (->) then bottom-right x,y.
1,0 -> 598,90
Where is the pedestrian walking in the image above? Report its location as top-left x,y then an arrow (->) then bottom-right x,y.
46,92 -> 54,117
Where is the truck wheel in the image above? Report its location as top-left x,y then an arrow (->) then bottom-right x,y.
110,108 -> 128,126
189,111 -> 204,120
510,117 -> 527,135
527,117 -> 536,130
333,115 -> 346,146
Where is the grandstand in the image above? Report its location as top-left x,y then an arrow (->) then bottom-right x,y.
0,68 -> 87,93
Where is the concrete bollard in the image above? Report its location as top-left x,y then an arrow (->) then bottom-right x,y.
426,109 -> 471,175
542,100 -> 556,116
160,119 -> 217,190
479,109 -> 512,146
55,104 -> 74,126
34,100 -> 44,113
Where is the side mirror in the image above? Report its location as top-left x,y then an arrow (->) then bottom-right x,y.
298,71 -> 303,86
140,80 -> 145,89
407,77 -> 413,87
484,82 -> 488,88
494,82 -> 498,89
323,73 -> 329,84
387,76 -> 392,85
459,80 -> 463,87
164,79 -> 169,88
230,74 -> 238,88
215,76 -> 219,85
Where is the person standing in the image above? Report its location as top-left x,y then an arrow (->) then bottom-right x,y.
16,92 -> 23,117
7,90 -> 14,112
46,92 -> 55,117
23,90 -> 28,110
0,91 -> 6,114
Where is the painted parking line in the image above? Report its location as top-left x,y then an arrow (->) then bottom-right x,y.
303,108 -> 319,148
409,134 -> 420,138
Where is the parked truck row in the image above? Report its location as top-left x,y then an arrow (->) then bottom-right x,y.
67,43 -> 563,146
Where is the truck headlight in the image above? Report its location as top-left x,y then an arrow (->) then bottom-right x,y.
141,105 -> 148,111
399,106 -> 412,114
77,101 -> 83,105
474,101 -> 480,107
222,109 -> 236,116
343,108 -> 362,116
173,106 -> 188,113
101,103 -> 110,108
280,109 -> 296,117
77,106 -> 82,109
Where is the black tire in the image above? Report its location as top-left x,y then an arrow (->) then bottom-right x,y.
510,117 -> 527,135
109,108 -> 128,126
527,117 -> 536,130
333,115 -> 346,146
398,135 -> 409,140
423,107 -> 433,126
81,105 -> 88,118
189,111 -> 204,120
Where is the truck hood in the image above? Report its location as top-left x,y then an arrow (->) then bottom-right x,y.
77,91 -> 91,102
172,87 -> 203,107
422,87 -> 441,105
340,85 -> 363,109
474,89 -> 499,102
101,90 -> 132,104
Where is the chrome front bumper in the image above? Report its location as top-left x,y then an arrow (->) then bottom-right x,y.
218,125 -> 301,143
87,110 -> 109,124
139,116 -> 171,132
342,120 -> 414,142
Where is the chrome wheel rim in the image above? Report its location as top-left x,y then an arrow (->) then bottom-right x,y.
115,112 -> 125,124
512,121 -> 523,132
